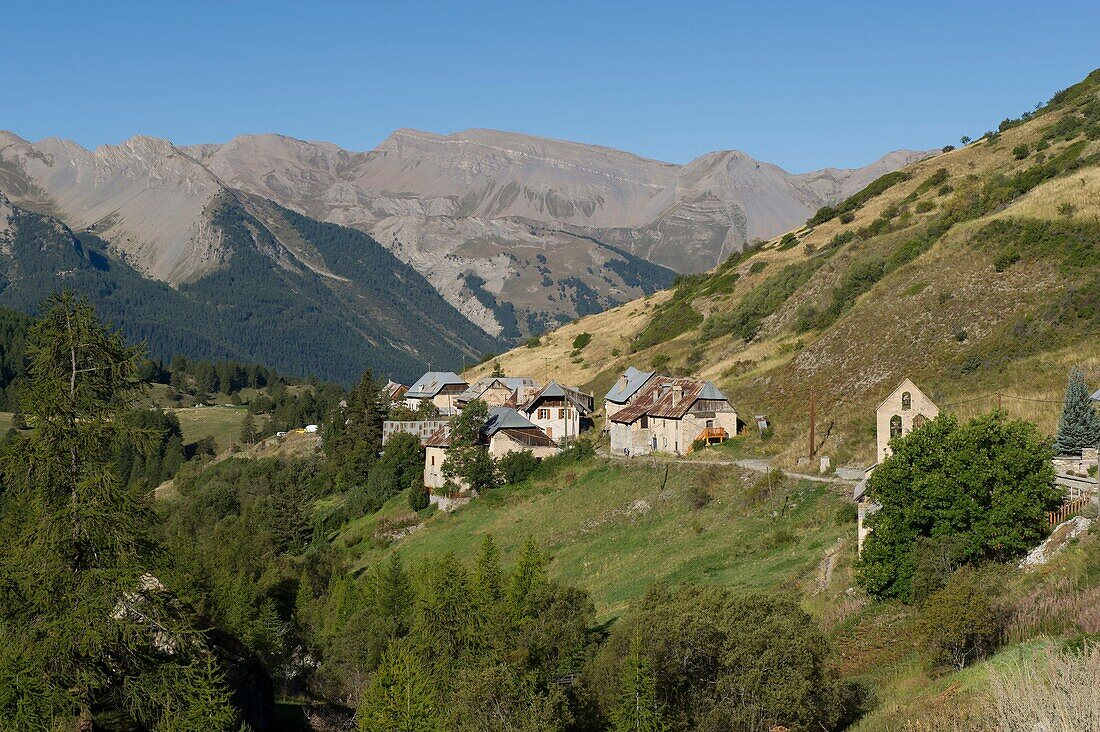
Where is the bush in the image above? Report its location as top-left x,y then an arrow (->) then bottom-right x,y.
684,481 -> 711,510
748,260 -> 767,274
525,337 -> 541,348
406,485 -> 430,511
588,585 -> 866,731
1012,143 -> 1031,160
777,233 -> 800,250
857,412 -> 1059,600
918,567 -> 999,671
571,332 -> 592,350
941,145 -> 955,152
498,450 -> 539,484
839,211 -> 856,224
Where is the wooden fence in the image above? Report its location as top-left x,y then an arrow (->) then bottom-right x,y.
1048,494 -> 1092,527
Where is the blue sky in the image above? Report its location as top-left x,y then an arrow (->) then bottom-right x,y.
4,1 -> 1098,171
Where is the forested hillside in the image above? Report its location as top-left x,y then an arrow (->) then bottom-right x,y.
0,191 -> 499,383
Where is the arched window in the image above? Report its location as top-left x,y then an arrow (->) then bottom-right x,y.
890,415 -> 903,439
901,392 -> 912,410
913,414 -> 927,430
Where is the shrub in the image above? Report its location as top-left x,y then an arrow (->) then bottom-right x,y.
858,412 -> 1060,600
1012,143 -> 1031,160
749,260 -> 767,274
571,332 -> 592,350
915,200 -> 934,213
525,337 -> 542,348
498,449 -> 539,484
839,211 -> 856,224
407,485 -> 430,511
777,233 -> 800,250
941,145 -> 955,152
918,567 -> 999,671
990,643 -> 1100,730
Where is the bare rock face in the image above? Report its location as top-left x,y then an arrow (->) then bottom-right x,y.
0,132 -> 228,283
0,126 -> 929,338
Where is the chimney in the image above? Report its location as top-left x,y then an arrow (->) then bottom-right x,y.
618,374 -> 628,391
672,384 -> 683,404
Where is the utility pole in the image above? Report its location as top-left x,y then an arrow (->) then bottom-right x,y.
808,386 -> 816,463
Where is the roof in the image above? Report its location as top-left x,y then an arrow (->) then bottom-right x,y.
610,377 -> 732,424
1091,388 -> 1100,402
519,380 -> 594,414
406,371 -> 467,399
495,428 -> 558,448
384,380 -> 408,400
604,367 -> 656,404
456,376 -> 539,403
423,425 -> 452,448
876,378 -> 937,412
483,406 -> 539,435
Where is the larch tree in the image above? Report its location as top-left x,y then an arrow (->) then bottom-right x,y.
0,293 -> 238,731
611,634 -> 667,732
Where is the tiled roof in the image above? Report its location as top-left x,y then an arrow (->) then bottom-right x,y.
406,371 -> 467,399
604,367 -> 655,404
609,377 -> 732,424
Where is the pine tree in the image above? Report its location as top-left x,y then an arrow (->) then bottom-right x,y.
0,293 -> 238,729
356,644 -> 439,732
373,553 -> 413,638
1053,367 -> 1100,455
611,634 -> 667,732
239,410 -> 258,445
507,537 -> 548,619
473,534 -> 503,605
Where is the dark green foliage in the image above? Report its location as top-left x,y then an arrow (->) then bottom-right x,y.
499,449 -> 539,484
1012,143 -> 1031,160
748,260 -> 767,274
1053,368 -> 1100,455
407,485 -> 430,512
115,409 -> 188,493
463,273 -> 522,340
776,232 -> 800,250
807,170 -> 910,227
701,255 -> 832,342
362,432 -> 425,513
0,198 -> 498,384
858,412 -> 1061,601
573,332 -> 593,350
0,294 -> 239,728
323,370 -> 387,488
632,276 -> 705,351
917,567 -> 1000,671
915,168 -> 949,195
611,634 -> 667,732
587,584 -> 864,732
442,400 -> 499,493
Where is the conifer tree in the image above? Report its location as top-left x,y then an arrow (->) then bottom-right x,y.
1053,367 -> 1100,455
611,634 -> 667,732
474,534 -> 504,605
373,553 -> 413,638
0,293 -> 238,730
508,537 -> 548,619
356,644 -> 439,732
239,410 -> 258,445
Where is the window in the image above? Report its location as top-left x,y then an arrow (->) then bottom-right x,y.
558,408 -> 565,419
706,419 -> 714,429
547,426 -> 553,438
640,416 -> 649,429
431,455 -> 435,466
538,408 -> 549,420
901,392 -> 912,410
913,414 -> 927,430
890,415 -> 902,439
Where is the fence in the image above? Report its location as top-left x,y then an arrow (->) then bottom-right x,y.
1048,495 -> 1092,527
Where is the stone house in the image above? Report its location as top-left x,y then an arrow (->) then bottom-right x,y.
856,378 -> 940,554
455,377 -> 541,410
603,367 -> 657,423
609,377 -> 738,456
421,406 -> 558,497
404,371 -> 468,415
518,381 -> 594,445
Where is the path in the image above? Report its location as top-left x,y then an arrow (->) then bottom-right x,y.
600,451 -> 855,485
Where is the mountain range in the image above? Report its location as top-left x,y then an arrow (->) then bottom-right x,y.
0,126 -> 927,378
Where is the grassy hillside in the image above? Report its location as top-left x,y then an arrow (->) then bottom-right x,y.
469,69 -> 1100,469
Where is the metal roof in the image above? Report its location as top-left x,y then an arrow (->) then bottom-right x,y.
484,406 -> 539,435
604,367 -> 656,404
609,377 -> 733,424
405,371 -> 467,399
456,376 -> 539,403
519,380 -> 594,413
1091,388 -> 1100,402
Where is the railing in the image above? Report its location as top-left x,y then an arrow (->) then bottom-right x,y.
1048,494 -> 1092,527
689,427 -> 729,451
